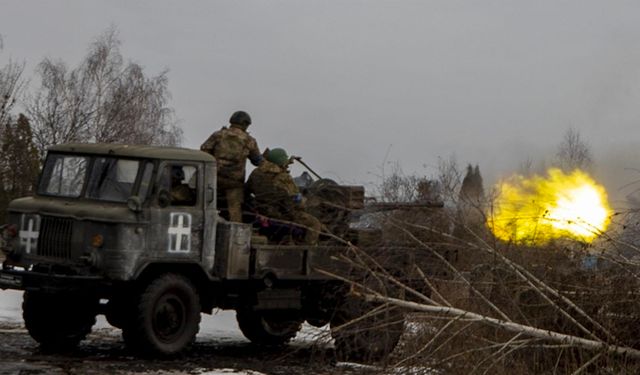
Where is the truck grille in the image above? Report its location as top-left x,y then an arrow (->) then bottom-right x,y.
37,216 -> 73,259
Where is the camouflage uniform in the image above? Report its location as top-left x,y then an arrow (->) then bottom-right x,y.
168,165 -> 195,205
171,184 -> 194,205
201,124 -> 262,222
247,160 -> 321,245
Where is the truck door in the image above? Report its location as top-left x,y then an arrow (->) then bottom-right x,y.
149,162 -> 204,262
202,161 -> 217,271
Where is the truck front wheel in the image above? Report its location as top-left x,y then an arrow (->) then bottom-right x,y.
23,291 -> 98,351
236,309 -> 303,346
123,273 -> 201,355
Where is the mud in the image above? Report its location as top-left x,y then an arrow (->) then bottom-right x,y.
0,321 -> 359,375
0,290 -> 381,375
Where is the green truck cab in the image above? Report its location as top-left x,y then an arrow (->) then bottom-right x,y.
0,143 -> 406,361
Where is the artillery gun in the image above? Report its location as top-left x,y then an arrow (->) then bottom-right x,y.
0,144 -> 450,362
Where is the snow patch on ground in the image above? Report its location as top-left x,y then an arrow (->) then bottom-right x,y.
197,309 -> 247,341
1,291 -> 248,340
0,290 -> 342,375
337,362 -> 438,375
1,290 -> 328,345
118,370 -> 267,375
0,289 -> 23,323
195,369 -> 267,375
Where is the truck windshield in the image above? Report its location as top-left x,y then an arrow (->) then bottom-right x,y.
38,154 -> 144,202
86,157 -> 140,202
39,154 -> 89,198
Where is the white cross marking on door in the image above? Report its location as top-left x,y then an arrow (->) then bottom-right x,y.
168,213 -> 191,252
20,218 -> 39,254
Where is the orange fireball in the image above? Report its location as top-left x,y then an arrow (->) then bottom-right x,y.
487,168 -> 611,245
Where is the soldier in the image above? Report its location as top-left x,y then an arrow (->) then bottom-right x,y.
201,110 -> 263,222
170,166 -> 195,205
246,148 -> 322,245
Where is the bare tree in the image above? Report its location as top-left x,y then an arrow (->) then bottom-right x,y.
0,114 -> 40,221
555,128 -> 593,172
0,36 -> 26,128
378,162 -> 431,202
324,209 -> 640,373
26,28 -> 182,158
436,154 -> 462,205
319,153 -> 640,373
0,37 -> 38,229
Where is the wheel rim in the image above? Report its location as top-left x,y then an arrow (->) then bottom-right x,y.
153,293 -> 187,343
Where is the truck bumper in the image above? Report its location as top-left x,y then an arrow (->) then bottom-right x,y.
0,268 -> 106,293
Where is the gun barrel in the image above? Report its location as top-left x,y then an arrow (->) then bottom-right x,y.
365,201 -> 445,211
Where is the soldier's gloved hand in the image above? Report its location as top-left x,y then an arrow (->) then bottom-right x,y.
256,214 -> 270,227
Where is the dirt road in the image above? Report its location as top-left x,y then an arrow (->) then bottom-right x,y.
0,291 -> 360,375
0,322 -> 346,375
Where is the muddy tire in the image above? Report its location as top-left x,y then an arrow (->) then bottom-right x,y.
330,297 -> 405,363
123,273 -> 201,355
236,309 -> 303,346
23,291 -> 98,351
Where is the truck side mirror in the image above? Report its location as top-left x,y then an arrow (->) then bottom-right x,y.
206,186 -> 214,204
158,190 -> 171,208
127,196 -> 143,213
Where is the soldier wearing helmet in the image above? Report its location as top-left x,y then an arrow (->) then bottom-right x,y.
246,148 -> 322,245
170,166 -> 195,205
201,111 -> 263,222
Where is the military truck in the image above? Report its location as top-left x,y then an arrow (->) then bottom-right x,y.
0,143 -> 434,361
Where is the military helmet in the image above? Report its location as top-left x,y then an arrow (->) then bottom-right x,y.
266,148 -> 289,167
229,111 -> 252,126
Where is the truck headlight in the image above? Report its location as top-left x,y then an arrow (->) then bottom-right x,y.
2,224 -> 18,239
1,224 -> 18,255
91,234 -> 104,248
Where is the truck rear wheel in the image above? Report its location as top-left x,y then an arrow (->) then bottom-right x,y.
123,273 -> 201,355
330,298 -> 405,363
23,291 -> 98,351
236,309 -> 303,346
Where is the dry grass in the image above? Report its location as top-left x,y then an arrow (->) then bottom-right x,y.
339,205 -> 640,374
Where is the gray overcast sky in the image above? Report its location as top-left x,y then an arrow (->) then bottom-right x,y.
2,0 -> 640,205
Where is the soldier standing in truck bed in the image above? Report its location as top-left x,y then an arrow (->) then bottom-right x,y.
246,148 -> 322,245
201,111 -> 263,222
